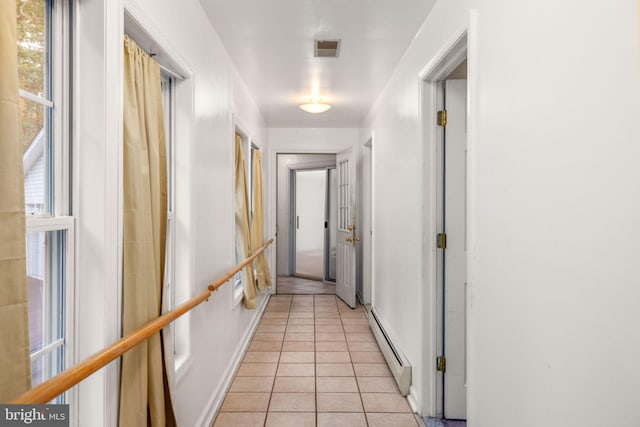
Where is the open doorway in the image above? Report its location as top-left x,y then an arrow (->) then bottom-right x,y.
276,154 -> 337,294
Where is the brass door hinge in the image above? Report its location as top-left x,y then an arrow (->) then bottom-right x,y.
437,355 -> 446,373
437,110 -> 447,127
436,233 -> 447,249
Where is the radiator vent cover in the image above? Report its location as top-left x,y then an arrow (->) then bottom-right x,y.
367,307 -> 412,396
314,39 -> 341,58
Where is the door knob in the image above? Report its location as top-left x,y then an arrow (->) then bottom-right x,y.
346,237 -> 353,242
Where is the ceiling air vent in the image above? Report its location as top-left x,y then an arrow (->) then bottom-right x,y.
315,39 -> 340,58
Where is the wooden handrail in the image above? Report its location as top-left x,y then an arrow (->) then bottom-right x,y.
11,238 -> 274,404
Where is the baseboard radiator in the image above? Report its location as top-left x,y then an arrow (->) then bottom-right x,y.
367,307 -> 412,396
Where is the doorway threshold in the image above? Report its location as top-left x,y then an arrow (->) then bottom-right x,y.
426,418 -> 467,427
276,275 -> 336,295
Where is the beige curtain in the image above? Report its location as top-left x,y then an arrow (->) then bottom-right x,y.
0,0 -> 32,403
120,35 -> 176,426
251,150 -> 272,289
235,134 -> 258,308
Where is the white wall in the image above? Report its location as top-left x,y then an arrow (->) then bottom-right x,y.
269,128 -> 359,153
362,0 -> 640,425
74,0 -> 270,425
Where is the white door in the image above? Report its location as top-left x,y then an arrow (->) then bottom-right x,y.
443,79 -> 467,420
336,148 -> 357,308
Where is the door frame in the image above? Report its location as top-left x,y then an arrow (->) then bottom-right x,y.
360,136 -> 374,305
290,166 -> 331,280
418,16 -> 476,418
273,152 -> 337,294
440,78 -> 468,419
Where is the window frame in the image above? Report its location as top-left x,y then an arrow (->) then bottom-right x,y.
233,128 -> 254,307
124,8 -> 194,381
25,216 -> 75,404
160,73 -> 190,372
19,0 -> 76,411
232,127 -> 264,308
160,73 -> 175,318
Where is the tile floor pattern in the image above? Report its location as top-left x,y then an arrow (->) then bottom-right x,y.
213,295 -> 419,427
276,276 -> 336,295
294,249 -> 324,278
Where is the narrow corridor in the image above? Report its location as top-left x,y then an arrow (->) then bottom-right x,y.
213,295 -> 420,427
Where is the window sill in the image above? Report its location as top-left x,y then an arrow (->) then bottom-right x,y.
175,353 -> 192,384
233,284 -> 244,309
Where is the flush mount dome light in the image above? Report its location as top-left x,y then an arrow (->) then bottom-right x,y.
299,101 -> 332,114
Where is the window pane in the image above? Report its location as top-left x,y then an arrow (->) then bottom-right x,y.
20,96 -> 48,152
17,0 -> 49,99
27,232 -> 45,353
164,217 -> 173,308
21,98 -> 52,214
161,76 -> 173,211
27,230 -> 65,354
31,345 -> 64,396
31,346 -> 66,405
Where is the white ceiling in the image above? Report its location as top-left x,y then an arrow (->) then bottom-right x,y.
199,0 -> 437,128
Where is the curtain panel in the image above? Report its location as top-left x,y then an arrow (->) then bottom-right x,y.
235,134 -> 259,308
0,0 -> 32,402
251,149 -> 272,289
120,35 -> 176,426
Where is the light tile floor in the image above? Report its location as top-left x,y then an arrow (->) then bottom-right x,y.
213,295 -> 419,427
276,276 -> 336,295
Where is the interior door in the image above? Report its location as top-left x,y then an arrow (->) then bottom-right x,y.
443,79 -> 468,419
336,148 -> 357,308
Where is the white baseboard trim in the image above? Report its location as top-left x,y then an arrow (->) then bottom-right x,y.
407,385 -> 420,414
195,293 -> 271,427
367,307 -> 412,396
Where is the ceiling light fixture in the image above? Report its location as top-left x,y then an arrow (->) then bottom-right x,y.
299,101 -> 332,114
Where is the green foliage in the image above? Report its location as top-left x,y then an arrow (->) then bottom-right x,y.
17,0 -> 46,152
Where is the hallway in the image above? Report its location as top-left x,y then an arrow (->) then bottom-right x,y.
213,295 -> 420,427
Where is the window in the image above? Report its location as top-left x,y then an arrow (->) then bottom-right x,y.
160,73 -> 190,370
338,159 -> 350,231
161,75 -> 175,320
249,144 -> 259,280
233,132 -> 246,305
26,228 -> 69,395
160,71 -> 190,372
18,0 -> 74,403
250,144 -> 258,218
232,133 -> 262,307
124,15 -> 192,373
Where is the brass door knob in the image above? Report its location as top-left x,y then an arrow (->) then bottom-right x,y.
346,237 -> 353,242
